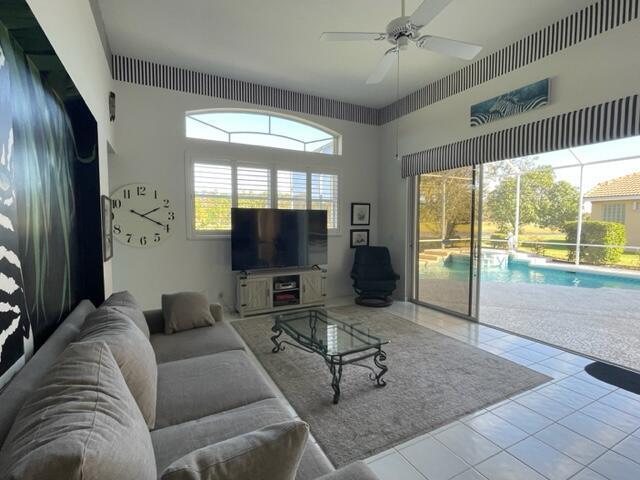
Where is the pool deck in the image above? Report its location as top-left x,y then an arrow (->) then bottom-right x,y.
418,278 -> 640,372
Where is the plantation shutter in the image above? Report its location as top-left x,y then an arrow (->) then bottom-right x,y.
311,173 -> 339,230
237,166 -> 271,208
193,163 -> 232,231
277,170 -> 307,210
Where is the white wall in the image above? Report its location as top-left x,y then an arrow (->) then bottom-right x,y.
109,82 -> 380,309
378,20 -> 640,299
26,0 -> 115,296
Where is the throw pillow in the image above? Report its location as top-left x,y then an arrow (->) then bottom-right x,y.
162,291 -> 215,334
0,342 -> 157,480
77,307 -> 158,428
160,420 -> 309,480
103,290 -> 150,338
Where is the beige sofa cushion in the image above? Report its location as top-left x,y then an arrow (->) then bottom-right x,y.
78,307 -> 158,428
103,290 -> 150,338
160,421 -> 309,480
0,342 -> 157,480
162,291 -> 215,334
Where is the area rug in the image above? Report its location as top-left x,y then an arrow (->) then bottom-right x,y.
232,306 -> 550,466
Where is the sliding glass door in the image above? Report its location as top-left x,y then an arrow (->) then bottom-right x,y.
414,166 -> 480,318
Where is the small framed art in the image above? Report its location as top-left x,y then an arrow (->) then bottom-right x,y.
351,203 -> 371,225
350,229 -> 369,248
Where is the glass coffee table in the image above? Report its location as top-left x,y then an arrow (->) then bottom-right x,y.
271,308 -> 389,404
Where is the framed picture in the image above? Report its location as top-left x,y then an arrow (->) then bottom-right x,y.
101,195 -> 113,261
351,203 -> 371,225
350,229 -> 369,248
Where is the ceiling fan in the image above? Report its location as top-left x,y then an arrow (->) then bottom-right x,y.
320,0 -> 483,84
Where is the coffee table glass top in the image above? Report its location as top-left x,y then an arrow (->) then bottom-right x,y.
273,308 -> 387,356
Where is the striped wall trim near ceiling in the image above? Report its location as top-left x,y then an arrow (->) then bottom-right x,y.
111,55 -> 379,126
380,0 -> 640,125
401,94 -> 640,177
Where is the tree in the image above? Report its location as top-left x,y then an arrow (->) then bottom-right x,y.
485,166 -> 579,232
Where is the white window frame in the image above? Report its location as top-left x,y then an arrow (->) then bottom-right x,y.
186,154 -> 342,239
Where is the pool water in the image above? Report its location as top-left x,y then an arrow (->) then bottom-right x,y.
423,254 -> 640,290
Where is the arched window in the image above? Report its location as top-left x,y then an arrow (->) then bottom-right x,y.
186,110 -> 340,155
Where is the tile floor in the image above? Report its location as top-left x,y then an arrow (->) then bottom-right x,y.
362,301 -> 640,480
231,298 -> 640,480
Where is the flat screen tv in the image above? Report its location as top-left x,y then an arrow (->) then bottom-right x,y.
231,208 -> 328,271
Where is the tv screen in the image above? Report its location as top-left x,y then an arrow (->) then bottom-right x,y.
231,208 -> 328,271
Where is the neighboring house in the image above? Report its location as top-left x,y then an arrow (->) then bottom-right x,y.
585,172 -> 640,246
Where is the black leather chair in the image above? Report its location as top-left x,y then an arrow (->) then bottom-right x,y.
350,246 -> 400,307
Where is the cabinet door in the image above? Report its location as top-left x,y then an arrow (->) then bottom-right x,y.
241,278 -> 271,311
301,273 -> 325,304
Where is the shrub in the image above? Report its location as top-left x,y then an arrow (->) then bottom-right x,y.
564,221 -> 626,265
489,233 -> 508,249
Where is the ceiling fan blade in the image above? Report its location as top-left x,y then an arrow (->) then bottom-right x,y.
416,35 -> 482,60
320,32 -> 387,41
410,0 -> 454,27
366,48 -> 398,85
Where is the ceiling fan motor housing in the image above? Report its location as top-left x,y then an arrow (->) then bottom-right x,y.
386,16 -> 420,45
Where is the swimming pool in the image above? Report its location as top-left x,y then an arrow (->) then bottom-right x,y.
422,253 -> 640,290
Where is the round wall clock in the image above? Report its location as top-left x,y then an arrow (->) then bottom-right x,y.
111,183 -> 175,248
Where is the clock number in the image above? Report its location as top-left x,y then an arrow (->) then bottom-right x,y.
136,186 -> 146,196
165,224 -> 171,233
140,236 -> 147,246
114,225 -> 122,235
163,199 -> 170,208
123,189 -> 131,199
154,233 -> 161,243
126,233 -> 133,243
154,190 -> 158,199
112,199 -> 122,209
167,211 -> 175,221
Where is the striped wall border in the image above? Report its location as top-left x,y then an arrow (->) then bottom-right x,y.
111,55 -> 379,126
380,0 -> 639,124
401,94 -> 640,177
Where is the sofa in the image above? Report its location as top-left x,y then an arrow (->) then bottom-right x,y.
0,294 -> 378,479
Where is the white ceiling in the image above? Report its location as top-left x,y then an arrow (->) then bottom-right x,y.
97,0 -> 594,108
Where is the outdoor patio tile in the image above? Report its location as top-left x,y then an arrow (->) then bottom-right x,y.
507,347 -> 551,363
614,388 -> 640,401
589,451 -> 640,480
499,335 -> 535,348
525,343 -> 566,357
490,402 -> 553,434
499,352 -> 535,367
367,451 -> 426,480
612,435 -> 640,464
513,391 -> 576,421
538,358 -> 585,375
553,352 -> 596,368
569,468 -> 608,480
534,423 -> 606,465
507,437 -> 582,480
399,436 -> 469,480
580,401 -> 640,433
528,363 -> 568,381
536,383 -> 593,409
464,411 -> 529,449
477,344 -> 510,355
559,411 -> 628,448
571,371 -> 617,391
476,452 -> 546,480
451,469 -> 488,480
434,423 -> 501,466
554,377 -> 611,400
483,338 -> 519,352
598,391 -> 640,418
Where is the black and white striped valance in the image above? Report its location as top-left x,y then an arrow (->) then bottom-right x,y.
111,55 -> 379,126
381,0 -> 639,125
401,94 -> 640,177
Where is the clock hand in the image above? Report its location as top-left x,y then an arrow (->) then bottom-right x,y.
140,207 -> 161,217
130,209 -> 166,228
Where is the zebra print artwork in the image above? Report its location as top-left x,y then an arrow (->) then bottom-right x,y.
0,40 -> 32,388
470,78 -> 550,127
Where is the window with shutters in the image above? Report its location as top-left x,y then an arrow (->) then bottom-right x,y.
188,159 -> 341,237
186,110 -> 340,155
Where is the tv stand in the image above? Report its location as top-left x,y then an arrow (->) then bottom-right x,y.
235,267 -> 327,317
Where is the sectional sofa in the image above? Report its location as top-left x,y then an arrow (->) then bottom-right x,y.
0,293 -> 377,479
